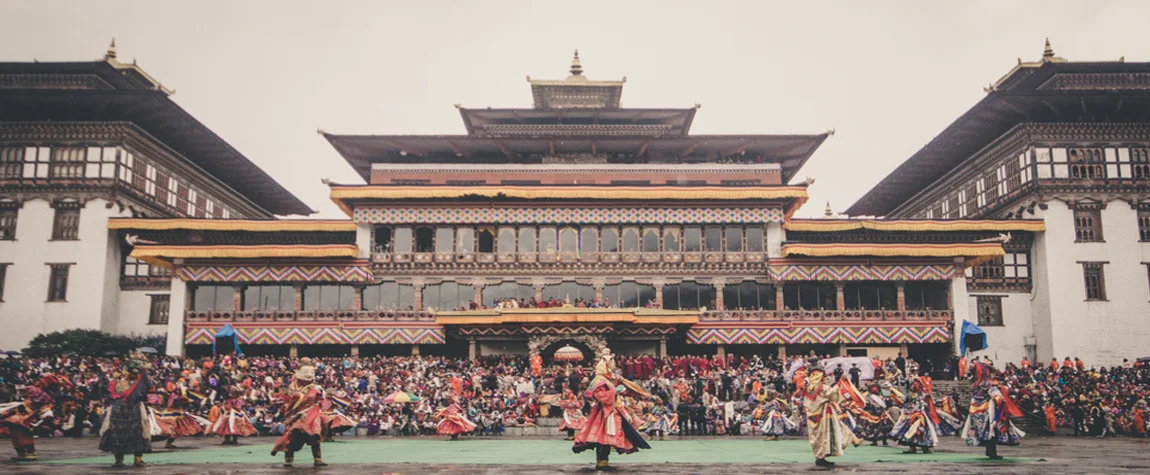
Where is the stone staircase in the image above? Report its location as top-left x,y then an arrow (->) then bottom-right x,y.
502,417 -> 563,437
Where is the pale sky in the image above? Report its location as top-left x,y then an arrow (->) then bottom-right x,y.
3,1 -> 1149,217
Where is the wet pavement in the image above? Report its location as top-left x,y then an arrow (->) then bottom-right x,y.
2,435 -> 1148,474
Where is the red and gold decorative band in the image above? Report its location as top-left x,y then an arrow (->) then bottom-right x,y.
784,219 -> 1045,233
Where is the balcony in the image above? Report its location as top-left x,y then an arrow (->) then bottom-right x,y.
699,309 -> 951,322
184,310 -> 435,323
369,250 -> 771,267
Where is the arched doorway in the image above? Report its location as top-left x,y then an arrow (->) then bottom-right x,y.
540,338 -> 597,366
528,333 -> 606,366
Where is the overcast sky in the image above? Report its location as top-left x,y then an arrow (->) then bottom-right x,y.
3,1 -> 1149,217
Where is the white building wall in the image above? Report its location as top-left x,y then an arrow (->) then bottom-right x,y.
0,198 -> 130,350
115,290 -> 168,337
1031,199 -> 1150,366
963,292 -> 1034,364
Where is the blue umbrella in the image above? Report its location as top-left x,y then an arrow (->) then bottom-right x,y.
960,320 -> 988,356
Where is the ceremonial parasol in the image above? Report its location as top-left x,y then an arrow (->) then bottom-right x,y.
553,345 -> 584,363
383,391 -> 421,403
137,347 -> 158,354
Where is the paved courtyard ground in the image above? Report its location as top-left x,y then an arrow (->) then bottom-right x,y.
2,435 -> 1148,474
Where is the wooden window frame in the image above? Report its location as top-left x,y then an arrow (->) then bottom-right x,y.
46,263 -> 72,302
0,207 -> 16,240
148,294 -> 170,325
975,295 -> 1004,326
1072,203 -> 1103,243
50,204 -> 81,241
1081,262 -> 1107,301
0,263 -> 8,302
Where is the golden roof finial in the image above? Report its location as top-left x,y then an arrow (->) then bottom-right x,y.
569,49 -> 583,77
824,201 -> 834,218
1042,38 -> 1054,61
105,38 -> 117,61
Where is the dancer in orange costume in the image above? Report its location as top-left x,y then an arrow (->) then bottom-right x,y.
270,358 -> 327,467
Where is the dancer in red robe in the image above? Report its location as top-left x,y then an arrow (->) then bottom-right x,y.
271,358 -> 327,467
435,397 -> 477,440
211,388 -> 256,444
573,348 -> 651,471
153,389 -> 208,449
0,375 -> 71,462
555,388 -> 587,440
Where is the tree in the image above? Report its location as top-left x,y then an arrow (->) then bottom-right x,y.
24,329 -> 137,357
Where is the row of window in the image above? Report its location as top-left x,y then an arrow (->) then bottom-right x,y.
0,262 -> 169,325
189,280 -> 950,312
372,225 -> 769,255
0,206 -> 81,241
922,145 -> 1150,219
974,261 -> 1118,327
0,146 -> 235,219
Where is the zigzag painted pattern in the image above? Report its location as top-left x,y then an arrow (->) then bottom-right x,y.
177,265 -> 372,283
355,207 -> 785,225
686,326 -> 950,344
184,326 -> 444,345
769,264 -> 955,281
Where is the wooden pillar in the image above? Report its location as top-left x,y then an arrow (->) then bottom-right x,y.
777,345 -> 786,361
654,283 -> 664,308
716,344 -> 726,359
713,280 -> 725,310
468,340 -> 477,361
473,283 -> 484,307
292,284 -> 304,311
289,344 -> 299,358
776,284 -> 785,310
413,282 -> 424,310
896,282 -> 907,310
411,344 -> 420,356
834,281 -> 845,311
594,285 -> 604,303
535,284 -> 544,302
232,284 -> 243,312
658,339 -> 668,358
350,345 -> 360,357
838,343 -> 847,357
352,285 -> 364,311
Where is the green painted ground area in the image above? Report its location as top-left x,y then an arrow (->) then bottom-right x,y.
46,439 -> 1030,465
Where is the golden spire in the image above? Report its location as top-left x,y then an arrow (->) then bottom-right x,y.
824,201 -> 834,217
105,38 -> 117,61
1042,38 -> 1054,62
569,49 -> 583,77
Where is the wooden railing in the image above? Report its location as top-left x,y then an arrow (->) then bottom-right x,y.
371,251 -> 767,265
185,310 -> 434,323
698,309 -> 951,322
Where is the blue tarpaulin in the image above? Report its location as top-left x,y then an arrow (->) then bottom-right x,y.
960,320 -> 987,356
213,323 -> 243,357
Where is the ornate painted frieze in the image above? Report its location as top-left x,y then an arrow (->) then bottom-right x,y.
686,323 -> 950,345
354,206 -> 785,224
176,264 -> 372,282
768,264 -> 956,281
184,323 -> 444,345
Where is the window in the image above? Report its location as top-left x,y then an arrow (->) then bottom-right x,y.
781,282 -> 836,310
0,148 -> 23,178
560,227 -> 579,253
580,228 -> 598,256
51,206 -> 80,240
660,281 -> 716,310
373,226 -> 393,252
1139,207 -> 1150,242
1073,206 -> 1103,242
721,281 -> 776,310
0,208 -> 16,240
192,285 -> 235,311
843,282 -> 897,310
49,147 -> 85,178
539,227 -> 557,254
905,282 -> 949,310
456,227 -> 475,254
601,281 -> 656,308
662,227 -> 680,252
148,294 -> 170,325
393,227 -> 413,253
362,282 -> 415,310
1069,148 -> 1105,179
414,227 -> 434,253
423,281 -> 474,311
302,285 -> 355,311
484,282 -> 535,307
242,285 -> 294,311
704,226 -> 722,252
46,263 -> 71,302
976,296 -> 1003,326
544,281 -> 595,303
0,263 -> 7,301
745,226 -> 764,252
121,256 -> 171,279
967,252 -> 1031,289
725,227 -> 743,252
478,227 -> 495,253
684,227 -> 701,252
517,227 -> 536,254
1132,148 -> 1150,179
434,227 -> 454,253
1082,262 -> 1107,301
600,227 -> 618,252
621,227 -> 639,252
641,228 -> 659,253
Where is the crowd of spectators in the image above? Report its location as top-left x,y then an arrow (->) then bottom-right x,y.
1,352 -> 1145,439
